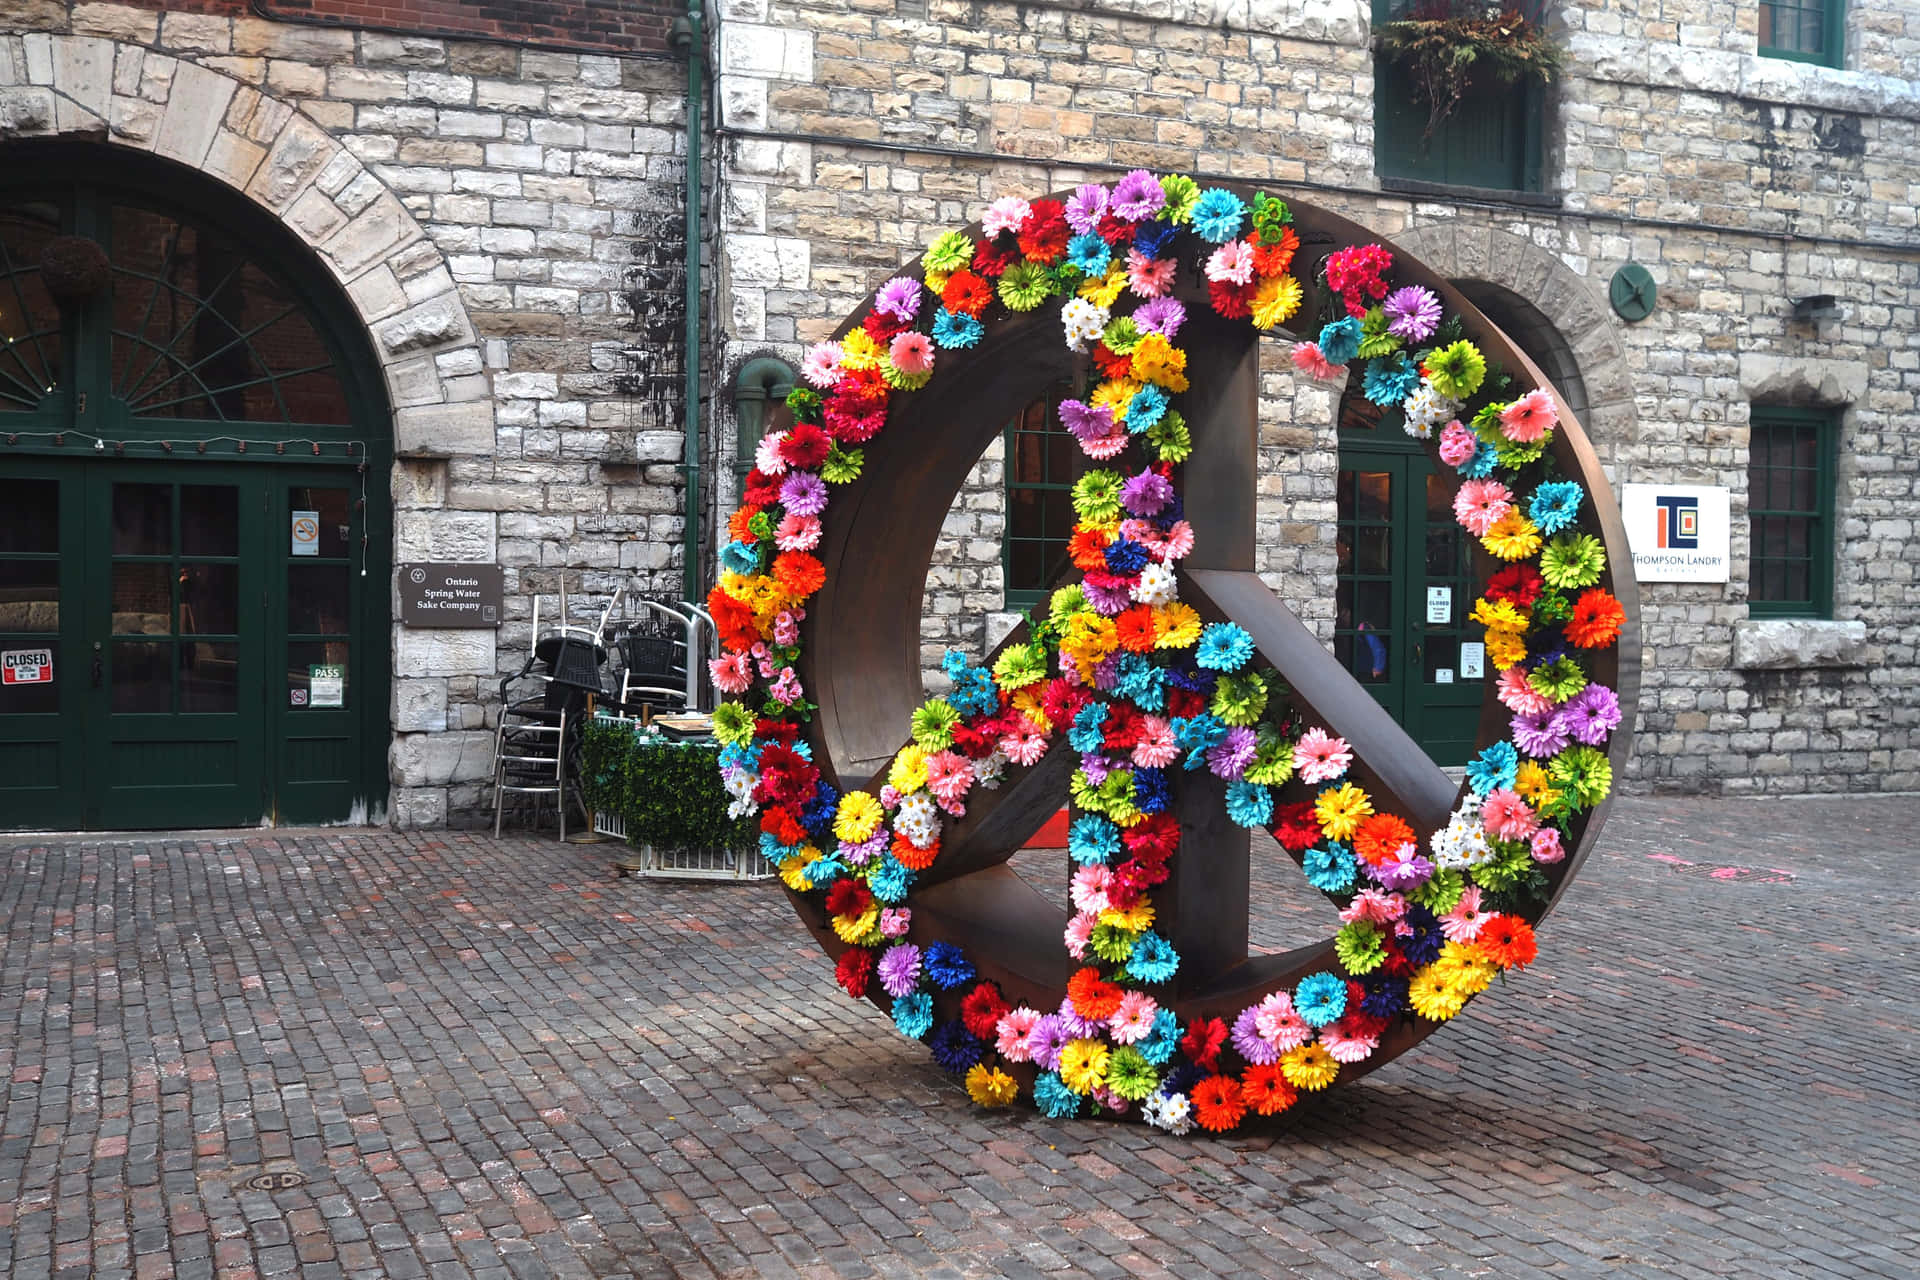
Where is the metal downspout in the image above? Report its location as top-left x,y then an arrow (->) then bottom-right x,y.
673,0 -> 706,606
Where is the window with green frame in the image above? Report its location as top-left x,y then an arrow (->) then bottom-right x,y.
1003,395 -> 1078,612
1759,0 -> 1845,67
1748,406 -> 1838,618
1371,0 -> 1547,194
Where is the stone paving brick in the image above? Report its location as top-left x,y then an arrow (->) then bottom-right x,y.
3,796 -> 1918,1277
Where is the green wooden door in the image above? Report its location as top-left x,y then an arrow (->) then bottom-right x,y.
1336,445 -> 1484,766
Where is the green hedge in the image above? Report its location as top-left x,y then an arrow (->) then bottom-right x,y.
579,718 -> 755,850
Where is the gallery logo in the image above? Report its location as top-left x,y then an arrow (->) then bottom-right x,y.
1653,494 -> 1699,550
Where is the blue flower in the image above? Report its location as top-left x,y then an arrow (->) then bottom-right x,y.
923,941 -> 975,989
1399,905 -> 1444,966
1294,972 -> 1348,1027
931,307 -> 983,349
1068,813 -> 1120,865
1195,622 -> 1255,672
892,991 -> 934,1040
1190,188 -> 1247,243
929,1020 -> 983,1073
949,670 -> 998,719
759,830 -> 798,862
719,540 -> 761,576
1132,767 -> 1170,814
1529,481 -> 1584,535
868,853 -> 912,904
1132,222 -> 1176,259
1359,973 -> 1410,1018
1459,440 -> 1498,479
1137,1006 -> 1182,1064
1164,665 -> 1215,694
1466,740 -> 1519,795
1066,232 -> 1112,276
1104,538 -> 1149,574
1318,315 -> 1363,366
1124,384 -> 1169,433
1111,653 -> 1165,712
1033,1070 -> 1081,1118
1068,702 -> 1109,754
1128,932 -> 1180,986
1173,713 -> 1226,770
1303,842 -> 1359,894
1362,352 -> 1421,406
801,782 -> 840,836
1225,780 -> 1273,828
719,742 -> 761,773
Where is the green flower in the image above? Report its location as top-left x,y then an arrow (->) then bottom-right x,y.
1105,1046 -> 1160,1101
1426,340 -> 1487,401
711,700 -> 756,747
1071,470 -> 1123,522
1470,840 -> 1536,893
1356,307 -> 1401,360
1409,866 -> 1465,915
1090,923 -> 1138,964
1158,174 -> 1200,223
784,387 -> 823,423
1471,401 -> 1507,442
1531,590 -> 1572,626
1529,654 -> 1588,704
1211,672 -> 1269,727
1049,584 -> 1091,629
997,261 -> 1055,311
1101,315 -> 1142,354
1549,745 -> 1612,810
1540,533 -> 1606,590
1334,920 -> 1386,975
746,510 -> 775,542
911,698 -> 959,750
992,642 -> 1047,691
880,357 -> 933,392
1145,410 -> 1191,463
1243,725 -> 1295,787
1495,436 -> 1549,468
1095,769 -> 1138,823
1250,190 -> 1293,243
922,229 -> 974,274
821,441 -> 864,484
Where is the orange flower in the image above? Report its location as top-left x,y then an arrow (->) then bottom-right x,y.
1115,605 -> 1160,654
941,269 -> 992,317
1190,1074 -> 1246,1132
1066,966 -> 1124,1021
1252,227 -> 1298,278
891,830 -> 940,871
728,504 -> 762,544
1475,914 -> 1538,970
1068,525 -> 1112,572
1241,1062 -> 1298,1116
1565,588 -> 1626,649
771,550 -> 826,599
1352,812 -> 1416,866
708,585 -> 764,650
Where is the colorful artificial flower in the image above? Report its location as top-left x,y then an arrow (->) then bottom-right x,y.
1190,1075 -> 1246,1132
1424,340 -> 1487,400
1499,388 -> 1557,442
1314,783 -> 1373,842
1278,1042 -> 1340,1091
1381,285 -> 1442,341
1482,509 -> 1544,562
1540,532 -> 1607,590
1565,588 -> 1627,649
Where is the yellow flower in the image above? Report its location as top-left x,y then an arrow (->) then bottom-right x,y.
1152,602 -> 1203,650
1079,262 -> 1127,307
1408,967 -> 1467,1021
1513,761 -> 1558,806
777,845 -> 821,892
965,1063 -> 1020,1107
1315,782 -> 1373,842
1100,901 -> 1155,932
1129,333 -> 1190,392
888,744 -> 929,795
1250,274 -> 1304,329
1058,1038 -> 1110,1095
923,267 -> 951,294
1090,377 -> 1140,419
1061,613 -> 1120,679
1434,940 -> 1497,996
1279,1043 -> 1340,1091
834,791 -> 884,845
1485,629 -> 1528,671
839,327 -> 882,371
1012,687 -> 1052,733
831,904 -> 879,944
1482,509 -> 1544,562
1470,598 -> 1528,632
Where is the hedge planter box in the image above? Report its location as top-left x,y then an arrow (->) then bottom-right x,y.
580,716 -> 773,882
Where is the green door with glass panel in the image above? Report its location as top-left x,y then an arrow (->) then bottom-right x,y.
1336,444 -> 1484,766
0,143 -> 389,830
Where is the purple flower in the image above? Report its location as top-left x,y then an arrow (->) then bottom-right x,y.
779,470 -> 829,517
1055,997 -> 1105,1039
1078,753 -> 1112,785
1369,848 -> 1435,891
1560,683 -> 1621,746
873,276 -> 922,323
1132,296 -> 1186,338
1382,286 -> 1442,343
1206,725 -> 1258,780
840,831 -> 886,866
1027,1014 -> 1068,1070
1059,398 -> 1115,445
1065,182 -> 1110,235
1511,708 -> 1571,758
1120,469 -> 1174,517
1082,578 -> 1134,615
1110,170 -> 1166,221
878,943 -> 921,998
1230,1006 -> 1278,1065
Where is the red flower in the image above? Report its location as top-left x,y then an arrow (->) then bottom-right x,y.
1207,277 -> 1255,319
1067,967 -> 1125,1021
960,982 -> 1009,1039
1484,563 -> 1545,609
1272,802 -> 1323,852
835,947 -> 873,998
861,308 -> 908,345
1165,687 -> 1207,719
754,718 -> 800,745
949,722 -> 995,759
1179,1016 -> 1228,1069
707,586 -> 761,651
1091,343 -> 1132,380
759,806 -> 807,846
1016,199 -> 1070,264
824,878 -> 873,920
1240,1062 -> 1297,1116
972,239 -> 1015,278
741,469 -> 782,509
1101,703 -> 1144,751
1120,813 -> 1179,861
1094,211 -> 1134,245
1191,1074 -> 1246,1132
780,421 -> 832,469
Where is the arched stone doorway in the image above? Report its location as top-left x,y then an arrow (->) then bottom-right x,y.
0,141 -> 393,829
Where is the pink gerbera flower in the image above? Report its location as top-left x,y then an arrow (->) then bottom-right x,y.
708,651 -> 753,694
1108,991 -> 1159,1045
1500,389 -> 1558,443
1437,419 -> 1477,467
1253,992 -> 1313,1051
879,906 -> 911,937
1157,521 -> 1195,561
1339,887 -> 1407,926
996,1006 -> 1041,1061
1063,911 -> 1097,959
1531,827 -> 1566,864
1319,1012 -> 1384,1064
1481,788 -> 1541,841
1070,864 -> 1111,914
1002,726 -> 1049,766
1204,239 -> 1255,286
1293,727 -> 1353,784
1453,478 -> 1514,538
925,750 -> 973,809
889,330 -> 934,376
982,195 -> 1031,237
1125,249 -> 1177,298
1290,341 -> 1342,381
1130,716 -> 1179,769
775,512 -> 822,552
1496,667 -> 1554,716
801,341 -> 843,389
1440,885 -> 1488,943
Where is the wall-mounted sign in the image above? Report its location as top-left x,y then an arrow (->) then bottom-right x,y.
1620,484 -> 1730,583
399,563 -> 503,628
291,510 -> 320,556
1426,585 -> 1452,624
1,647 -> 53,685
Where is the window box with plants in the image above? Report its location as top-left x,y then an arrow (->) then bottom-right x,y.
579,714 -> 769,880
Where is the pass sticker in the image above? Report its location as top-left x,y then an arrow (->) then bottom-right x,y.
308,664 -> 345,708
1,647 -> 53,685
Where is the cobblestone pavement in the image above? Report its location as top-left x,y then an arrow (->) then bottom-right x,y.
3,794 -> 1918,1280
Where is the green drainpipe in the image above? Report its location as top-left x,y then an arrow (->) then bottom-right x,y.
672,0 -> 706,605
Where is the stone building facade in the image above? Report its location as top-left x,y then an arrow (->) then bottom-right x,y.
0,0 -> 1914,833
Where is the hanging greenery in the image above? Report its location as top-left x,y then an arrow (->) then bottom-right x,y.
1373,2 -> 1565,140
580,720 -> 754,852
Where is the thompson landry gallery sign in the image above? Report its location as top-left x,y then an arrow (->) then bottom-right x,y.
1619,484 -> 1730,583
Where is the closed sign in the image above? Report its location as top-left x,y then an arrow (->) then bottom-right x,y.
1,647 -> 53,685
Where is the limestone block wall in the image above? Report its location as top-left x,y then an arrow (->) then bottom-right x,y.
713,0 -> 1920,795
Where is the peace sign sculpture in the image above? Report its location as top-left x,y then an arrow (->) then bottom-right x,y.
709,175 -> 1637,1132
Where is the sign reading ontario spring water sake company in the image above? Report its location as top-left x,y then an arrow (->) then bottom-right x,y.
398,564 -> 504,628
1619,484 -> 1730,583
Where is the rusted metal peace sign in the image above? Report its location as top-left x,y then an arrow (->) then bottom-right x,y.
758,188 -> 1637,1116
